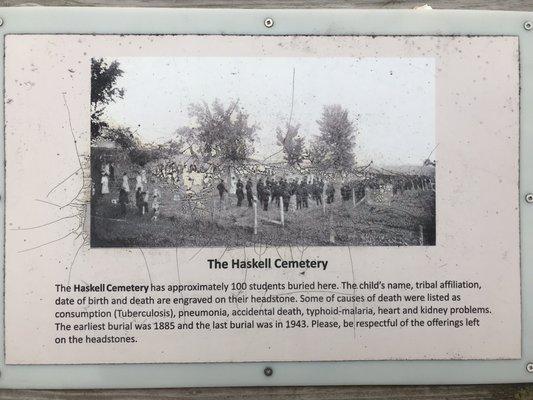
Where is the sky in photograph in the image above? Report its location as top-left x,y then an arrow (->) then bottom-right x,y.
101,56 -> 435,166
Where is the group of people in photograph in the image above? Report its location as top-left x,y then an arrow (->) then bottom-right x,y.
215,175 -> 369,213
215,173 -> 435,213
94,155 -> 435,223
217,176 -> 332,213
94,161 -> 161,220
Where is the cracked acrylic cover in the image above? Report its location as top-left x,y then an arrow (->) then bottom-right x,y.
4,35 -> 520,364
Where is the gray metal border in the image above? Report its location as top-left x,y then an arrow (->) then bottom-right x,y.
0,7 -> 530,388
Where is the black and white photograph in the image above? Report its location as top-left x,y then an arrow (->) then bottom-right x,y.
90,56 -> 436,247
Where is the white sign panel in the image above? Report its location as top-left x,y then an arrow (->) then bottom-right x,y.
4,33 -> 519,365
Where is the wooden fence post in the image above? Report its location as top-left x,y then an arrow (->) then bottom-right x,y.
279,196 -> 284,227
329,214 -> 335,244
253,198 -> 258,235
419,224 -> 424,245
352,188 -> 356,207
322,193 -> 326,214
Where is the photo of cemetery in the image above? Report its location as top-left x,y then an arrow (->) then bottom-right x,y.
90,56 -> 436,247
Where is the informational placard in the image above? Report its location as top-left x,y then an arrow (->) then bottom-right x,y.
4,33 -> 519,366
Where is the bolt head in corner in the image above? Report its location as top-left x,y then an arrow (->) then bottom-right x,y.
0,18 -> 4,27
524,21 -> 533,31
264,366 -> 273,377
264,18 -> 274,28
526,363 -> 533,373
526,193 -> 533,203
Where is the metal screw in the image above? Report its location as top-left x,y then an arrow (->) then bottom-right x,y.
264,18 -> 274,28
264,367 -> 273,377
524,21 -> 533,30
526,363 -> 533,373
0,18 -> 4,27
526,193 -> 533,203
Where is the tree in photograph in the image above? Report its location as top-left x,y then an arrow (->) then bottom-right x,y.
276,123 -> 305,166
181,99 -> 258,164
129,146 -> 167,167
307,138 -> 329,168
161,138 -> 185,155
100,126 -> 139,150
98,126 -> 161,167
311,104 -> 356,173
91,58 -> 125,139
423,158 -> 436,167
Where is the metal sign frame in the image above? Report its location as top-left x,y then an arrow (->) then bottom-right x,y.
0,6 -> 531,388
